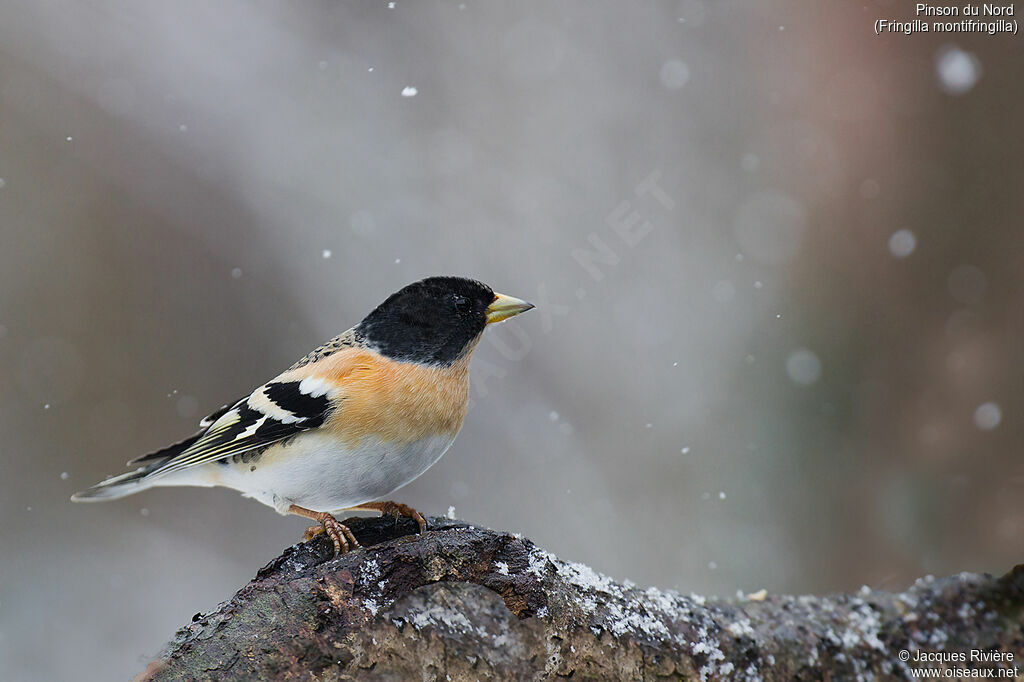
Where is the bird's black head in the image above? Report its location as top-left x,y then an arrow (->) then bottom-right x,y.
356,277 -> 533,366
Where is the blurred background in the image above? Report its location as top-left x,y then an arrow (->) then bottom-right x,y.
1,1 -> 1021,679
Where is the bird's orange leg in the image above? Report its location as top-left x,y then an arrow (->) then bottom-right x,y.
347,501 -> 427,532
288,504 -> 360,556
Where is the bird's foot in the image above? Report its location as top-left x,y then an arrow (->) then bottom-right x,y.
350,500 -> 427,533
289,504 -> 360,556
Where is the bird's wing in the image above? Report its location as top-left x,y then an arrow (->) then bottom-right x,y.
146,375 -> 336,477
126,402 -> 236,466
130,330 -> 362,468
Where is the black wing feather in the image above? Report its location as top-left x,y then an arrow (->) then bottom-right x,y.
262,381 -> 330,425
146,380 -> 333,477
127,401 -> 241,465
126,431 -> 205,466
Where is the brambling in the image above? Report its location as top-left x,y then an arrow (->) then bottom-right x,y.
72,276 -> 534,554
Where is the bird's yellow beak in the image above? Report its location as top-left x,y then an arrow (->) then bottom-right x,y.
485,292 -> 535,324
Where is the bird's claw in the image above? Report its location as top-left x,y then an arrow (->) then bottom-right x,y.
304,516 -> 360,556
375,501 -> 427,532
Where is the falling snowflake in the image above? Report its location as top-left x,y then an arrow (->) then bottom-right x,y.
936,45 -> 981,95
659,60 -> 690,90
786,349 -> 821,386
973,402 -> 1001,431
888,229 -> 916,258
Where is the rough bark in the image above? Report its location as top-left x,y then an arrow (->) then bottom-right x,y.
138,516 -> 1024,681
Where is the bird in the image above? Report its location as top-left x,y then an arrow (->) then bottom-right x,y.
72,276 -> 534,555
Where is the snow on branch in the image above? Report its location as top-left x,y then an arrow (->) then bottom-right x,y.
138,517 -> 1024,681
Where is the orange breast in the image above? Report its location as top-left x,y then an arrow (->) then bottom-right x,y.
287,348 -> 470,447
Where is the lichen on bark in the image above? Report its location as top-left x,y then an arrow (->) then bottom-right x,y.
137,516 -> 1024,681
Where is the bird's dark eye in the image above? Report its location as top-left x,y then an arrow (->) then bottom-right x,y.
452,295 -> 470,313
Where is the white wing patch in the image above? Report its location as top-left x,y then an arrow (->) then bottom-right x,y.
298,376 -> 333,398
247,387 -> 304,424
236,414 -> 268,440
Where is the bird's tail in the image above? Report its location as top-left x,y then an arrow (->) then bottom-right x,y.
70,461 -> 164,502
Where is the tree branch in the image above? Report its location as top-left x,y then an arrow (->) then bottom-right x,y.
137,516 -> 1024,680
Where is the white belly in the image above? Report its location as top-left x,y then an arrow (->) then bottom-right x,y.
157,431 -> 457,514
